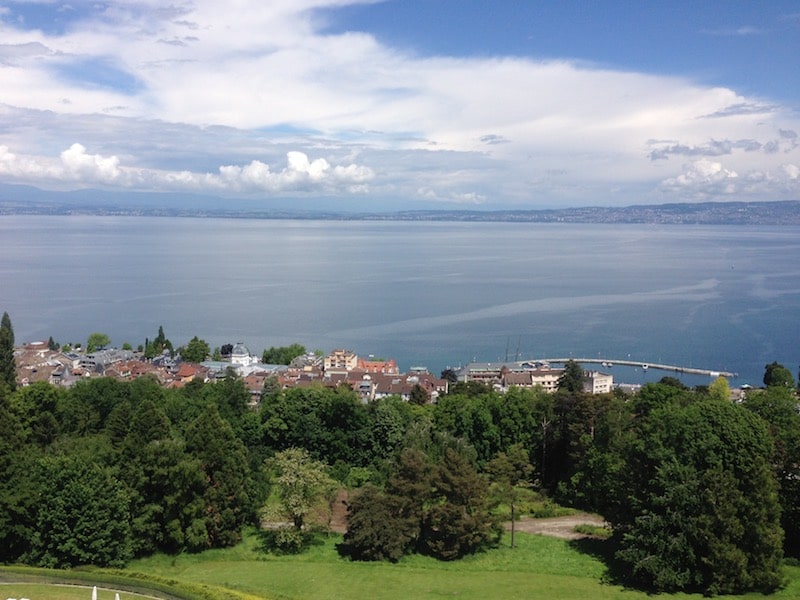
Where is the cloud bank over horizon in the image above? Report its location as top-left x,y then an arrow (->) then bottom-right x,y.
0,0 -> 798,208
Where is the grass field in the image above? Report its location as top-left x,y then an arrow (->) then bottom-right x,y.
0,584 -> 153,600
122,529 -> 800,600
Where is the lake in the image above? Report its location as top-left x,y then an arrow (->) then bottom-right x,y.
1,215 -> 798,387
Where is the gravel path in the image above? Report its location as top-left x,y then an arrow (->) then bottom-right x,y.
507,513 -> 608,540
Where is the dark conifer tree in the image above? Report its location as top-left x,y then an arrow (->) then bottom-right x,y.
0,312 -> 16,391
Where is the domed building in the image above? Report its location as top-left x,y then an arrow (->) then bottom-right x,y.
230,342 -> 257,367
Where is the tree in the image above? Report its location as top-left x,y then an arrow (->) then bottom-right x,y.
440,368 -> 458,384
0,312 -> 15,391
340,447 -> 431,562
184,405 -> 254,547
610,398 -> 784,594
339,484 -> 413,561
120,402 -> 207,555
262,343 -> 307,365
86,332 -> 111,353
743,386 -> 800,556
557,359 -> 585,393
269,448 -> 337,531
409,383 -> 429,405
764,361 -> 795,389
144,325 -> 173,359
486,444 -> 533,548
419,448 -> 501,560
30,456 -> 132,568
708,375 -> 731,402
181,336 -> 210,363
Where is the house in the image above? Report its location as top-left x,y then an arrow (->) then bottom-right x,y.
356,356 -> 399,375
323,349 -> 358,373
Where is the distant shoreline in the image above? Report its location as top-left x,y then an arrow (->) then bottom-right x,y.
2,198 -> 800,226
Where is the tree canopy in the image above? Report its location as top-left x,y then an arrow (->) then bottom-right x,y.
181,336 -> 211,363
604,396 -> 784,594
262,343 -> 307,365
86,332 -> 111,353
0,362 -> 793,592
764,361 -> 796,389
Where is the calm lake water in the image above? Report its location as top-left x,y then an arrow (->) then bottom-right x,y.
1,215 -> 798,387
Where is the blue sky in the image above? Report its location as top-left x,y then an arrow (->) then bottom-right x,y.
0,0 -> 798,209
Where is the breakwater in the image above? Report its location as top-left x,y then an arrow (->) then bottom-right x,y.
523,358 -> 736,378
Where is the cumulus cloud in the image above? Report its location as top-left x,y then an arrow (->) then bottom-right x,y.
416,187 -> 486,205
60,143 -> 122,182
661,158 -> 800,199
0,144 -> 373,195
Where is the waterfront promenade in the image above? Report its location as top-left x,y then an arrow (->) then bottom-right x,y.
520,357 -> 736,378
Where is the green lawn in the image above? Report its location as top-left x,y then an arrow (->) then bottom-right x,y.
124,529 -> 800,600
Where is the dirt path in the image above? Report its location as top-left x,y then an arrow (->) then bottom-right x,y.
507,513 -> 607,540
300,491 -> 607,541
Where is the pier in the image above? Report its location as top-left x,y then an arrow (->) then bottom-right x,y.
518,357 -> 736,378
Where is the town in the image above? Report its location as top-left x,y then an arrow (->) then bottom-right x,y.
13,338 -> 619,405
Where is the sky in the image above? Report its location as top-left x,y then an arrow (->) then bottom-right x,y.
0,0 -> 799,210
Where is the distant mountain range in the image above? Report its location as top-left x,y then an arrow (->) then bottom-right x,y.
1,183 -> 798,225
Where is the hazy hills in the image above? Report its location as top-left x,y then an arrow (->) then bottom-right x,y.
1,183 -> 798,225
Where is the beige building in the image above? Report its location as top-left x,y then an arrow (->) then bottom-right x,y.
324,349 -> 358,373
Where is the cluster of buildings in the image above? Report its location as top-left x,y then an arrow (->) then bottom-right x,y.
13,341 -> 613,405
456,361 -> 613,394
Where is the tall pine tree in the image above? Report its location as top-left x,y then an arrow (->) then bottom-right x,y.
0,312 -> 15,391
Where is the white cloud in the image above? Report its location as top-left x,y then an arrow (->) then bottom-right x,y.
0,1 -> 798,206
0,144 -> 373,195
661,158 -> 800,199
60,143 -> 122,182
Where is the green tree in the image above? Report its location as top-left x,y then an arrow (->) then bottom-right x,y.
144,325 -> 173,359
121,401 -> 207,555
708,375 -> 731,401
0,312 -> 16,391
60,377 -> 130,435
0,383 -> 35,563
29,456 -> 132,568
420,447 -> 501,560
339,484 -> 413,561
269,447 -> 337,531
262,343 -> 307,365
610,398 -> 784,594
181,336 -> 210,363
409,383 -> 429,405
86,332 -> 111,353
557,359 -> 585,393
486,443 -> 533,548
743,386 -> 800,556
261,384 -> 370,467
184,405 -> 254,547
764,361 -> 795,389
340,447 -> 431,561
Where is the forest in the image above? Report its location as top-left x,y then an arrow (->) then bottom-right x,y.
0,312 -> 798,596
